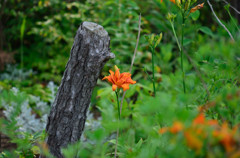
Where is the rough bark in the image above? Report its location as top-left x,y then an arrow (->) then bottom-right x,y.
45,22 -> 114,158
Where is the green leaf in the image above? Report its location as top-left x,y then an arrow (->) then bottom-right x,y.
31,146 -> 40,155
20,17 -> 26,40
190,10 -> 200,21
135,138 -> 143,150
199,26 -> 214,37
183,38 -> 192,46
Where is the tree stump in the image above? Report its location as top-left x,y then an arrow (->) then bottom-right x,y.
45,22 -> 114,158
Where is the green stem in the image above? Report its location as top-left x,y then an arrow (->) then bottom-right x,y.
170,21 -> 181,51
21,39 -> 23,70
181,13 -> 186,93
227,10 -> 240,32
114,91 -> 120,158
118,0 -> 121,26
150,46 -> 156,96
115,91 -> 120,119
143,67 -> 153,81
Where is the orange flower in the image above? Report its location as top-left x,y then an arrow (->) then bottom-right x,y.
184,130 -> 203,153
193,113 -> 218,126
213,122 -> 236,152
190,3 -> 204,13
102,66 -> 136,91
158,127 -> 168,134
169,121 -> 184,134
193,113 -> 205,125
206,119 -> 218,126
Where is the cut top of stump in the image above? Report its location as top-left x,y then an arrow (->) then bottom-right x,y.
83,22 -> 108,37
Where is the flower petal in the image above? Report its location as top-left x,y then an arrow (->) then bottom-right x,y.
158,127 -> 168,134
125,78 -> 136,84
102,75 -> 114,84
115,68 -> 120,81
169,121 -> 184,134
112,84 -> 117,91
121,84 -> 129,91
109,70 -> 117,83
184,131 -> 203,153
102,76 -> 108,80
120,72 -> 131,78
193,113 -> 205,125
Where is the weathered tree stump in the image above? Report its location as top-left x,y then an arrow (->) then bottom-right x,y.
45,22 -> 114,157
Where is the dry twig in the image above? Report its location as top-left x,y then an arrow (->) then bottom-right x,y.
114,13 -> 141,158
207,0 -> 235,41
120,14 -> 141,115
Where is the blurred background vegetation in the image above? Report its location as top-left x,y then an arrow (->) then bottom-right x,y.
0,0 -> 240,157
0,0 -> 239,84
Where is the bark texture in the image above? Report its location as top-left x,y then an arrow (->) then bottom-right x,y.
45,22 -> 114,158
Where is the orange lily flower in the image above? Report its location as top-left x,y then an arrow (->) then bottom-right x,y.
206,119 -> 218,126
193,113 -> 218,126
213,122 -> 236,152
190,3 -> 204,13
169,121 -> 184,134
158,127 -> 168,134
193,113 -> 205,125
102,66 -> 136,91
158,121 -> 184,134
184,130 -> 203,153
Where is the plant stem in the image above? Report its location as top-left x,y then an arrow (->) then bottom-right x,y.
181,12 -> 186,93
20,17 -> 26,71
114,128 -> 119,158
170,22 -> 181,51
114,91 -> 120,158
143,67 -> 153,81
21,40 -> 23,70
151,46 -> 156,96
171,14 -> 209,96
115,91 -> 120,119
226,10 -> 240,32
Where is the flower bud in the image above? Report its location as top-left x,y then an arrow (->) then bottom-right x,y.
185,0 -> 191,10
145,34 -> 155,46
154,33 -> 163,48
166,12 -> 177,21
175,0 -> 181,8
150,34 -> 155,45
114,65 -> 119,71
